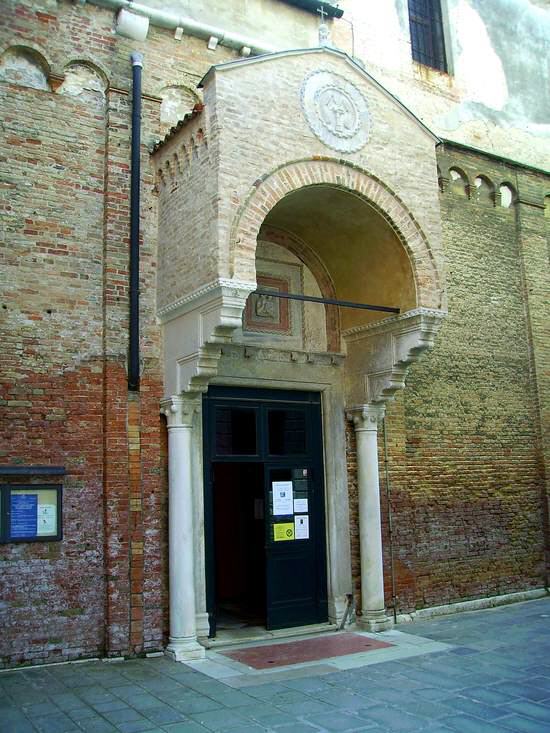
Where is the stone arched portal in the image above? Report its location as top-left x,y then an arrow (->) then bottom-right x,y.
158,162 -> 446,660
154,48 -> 447,660
229,158 -> 445,314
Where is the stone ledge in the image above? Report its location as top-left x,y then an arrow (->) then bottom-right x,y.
396,588 -> 549,624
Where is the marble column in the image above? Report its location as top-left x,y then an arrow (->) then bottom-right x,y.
161,396 -> 205,661
348,404 -> 393,632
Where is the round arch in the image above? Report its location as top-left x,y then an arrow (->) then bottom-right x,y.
229,158 -> 445,311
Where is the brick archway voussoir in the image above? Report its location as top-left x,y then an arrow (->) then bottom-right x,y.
230,159 -> 444,310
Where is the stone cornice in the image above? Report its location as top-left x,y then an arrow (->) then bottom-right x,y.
158,278 -> 256,324
342,307 -> 446,340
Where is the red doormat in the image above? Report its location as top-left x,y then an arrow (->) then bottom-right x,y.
221,633 -> 393,669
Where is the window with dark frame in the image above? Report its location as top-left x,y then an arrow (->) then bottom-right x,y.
408,0 -> 447,72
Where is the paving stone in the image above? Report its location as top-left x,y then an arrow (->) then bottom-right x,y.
413,687 -> 458,702
502,701 -> 550,723
132,695 -> 167,711
0,711 -> 36,733
248,710 -> 297,727
117,720 -> 161,733
76,719 -> 117,733
315,688 -> 371,710
50,692 -> 86,711
305,710 -> 373,730
191,708 -> 256,731
398,699 -> 454,718
401,669 -> 463,690
204,691 -> 254,707
460,686 -> 519,706
103,706 -> 144,724
164,724 -> 210,733
441,714 -> 519,733
277,698 -> 336,715
282,676 -> 333,693
356,704 -> 427,731
142,705 -> 186,724
233,683 -> 288,699
67,706 -> 98,721
438,695 -> 507,721
93,699 -> 133,713
24,701 -> 60,717
490,682 -> 550,702
32,712 -> 79,732
496,714 -> 550,732
171,696 -> 223,714
526,676 -> 550,692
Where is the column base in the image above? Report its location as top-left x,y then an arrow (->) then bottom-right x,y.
358,611 -> 394,632
165,635 -> 206,662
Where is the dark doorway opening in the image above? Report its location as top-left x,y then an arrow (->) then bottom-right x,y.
212,462 -> 266,630
204,387 -> 328,638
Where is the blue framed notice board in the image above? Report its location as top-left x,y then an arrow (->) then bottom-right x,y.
0,485 -> 62,542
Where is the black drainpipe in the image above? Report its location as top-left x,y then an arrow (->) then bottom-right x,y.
129,51 -> 143,391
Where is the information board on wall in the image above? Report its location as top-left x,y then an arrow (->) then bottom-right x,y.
2,486 -> 61,542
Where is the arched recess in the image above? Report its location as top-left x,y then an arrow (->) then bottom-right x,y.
0,45 -> 51,91
229,158 -> 445,314
257,225 -> 341,352
58,60 -> 108,106
474,175 -> 496,206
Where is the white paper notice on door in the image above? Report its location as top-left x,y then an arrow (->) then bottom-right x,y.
294,514 -> 309,540
272,481 -> 293,515
293,498 -> 308,513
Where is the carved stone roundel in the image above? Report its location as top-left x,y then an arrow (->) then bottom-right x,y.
301,70 -> 370,153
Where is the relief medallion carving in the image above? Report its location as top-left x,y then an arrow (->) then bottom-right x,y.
301,70 -> 370,153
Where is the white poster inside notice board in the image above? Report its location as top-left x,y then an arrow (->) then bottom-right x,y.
272,481 -> 293,515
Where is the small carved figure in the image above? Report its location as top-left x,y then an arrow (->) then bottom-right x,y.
254,293 -> 276,319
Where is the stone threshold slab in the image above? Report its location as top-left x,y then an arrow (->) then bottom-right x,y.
184,628 -> 452,685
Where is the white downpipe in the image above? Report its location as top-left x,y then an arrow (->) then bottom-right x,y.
88,0 -> 278,54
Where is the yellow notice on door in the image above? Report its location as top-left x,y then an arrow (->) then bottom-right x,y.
273,522 -> 295,542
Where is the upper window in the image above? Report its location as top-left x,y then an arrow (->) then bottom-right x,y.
408,0 -> 447,72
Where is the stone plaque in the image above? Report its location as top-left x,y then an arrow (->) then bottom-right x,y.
301,70 -> 370,153
244,274 -> 291,334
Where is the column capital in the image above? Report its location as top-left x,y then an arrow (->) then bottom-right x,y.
160,394 -> 201,429
347,403 -> 386,431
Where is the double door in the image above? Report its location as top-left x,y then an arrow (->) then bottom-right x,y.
203,387 -> 328,636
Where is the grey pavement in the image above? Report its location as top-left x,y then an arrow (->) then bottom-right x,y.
1,596 -> 549,732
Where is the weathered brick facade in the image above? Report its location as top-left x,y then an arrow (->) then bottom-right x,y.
0,0 -> 547,667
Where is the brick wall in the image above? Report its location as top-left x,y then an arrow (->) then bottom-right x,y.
0,0 -> 547,667
347,146 -> 548,615
0,1 -> 173,666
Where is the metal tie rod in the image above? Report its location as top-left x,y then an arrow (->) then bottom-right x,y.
254,290 -> 400,314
